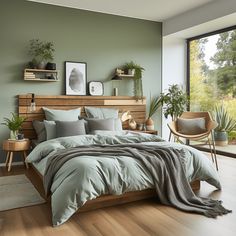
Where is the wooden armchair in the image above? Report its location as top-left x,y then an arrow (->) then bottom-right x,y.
168,112 -> 218,170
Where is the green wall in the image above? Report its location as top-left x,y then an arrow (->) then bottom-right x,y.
0,0 -> 162,163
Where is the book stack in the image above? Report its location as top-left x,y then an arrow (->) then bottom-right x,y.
24,71 -> 36,80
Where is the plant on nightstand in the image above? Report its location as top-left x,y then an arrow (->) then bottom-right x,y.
1,113 -> 27,140
146,95 -> 162,130
28,39 -> 55,69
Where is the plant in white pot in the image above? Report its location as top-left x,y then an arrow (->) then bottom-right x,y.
146,95 -> 162,131
28,39 -> 55,69
212,105 -> 236,146
1,113 -> 26,140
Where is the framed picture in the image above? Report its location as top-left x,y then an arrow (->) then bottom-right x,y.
88,81 -> 104,96
65,61 -> 87,95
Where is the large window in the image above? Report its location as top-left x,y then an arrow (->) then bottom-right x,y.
187,26 -> 236,156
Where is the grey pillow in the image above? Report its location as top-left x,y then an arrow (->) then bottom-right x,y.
44,120 -> 56,140
177,117 -> 206,135
87,118 -> 115,133
32,120 -> 46,143
85,107 -> 119,119
43,107 -> 81,121
56,120 -> 86,138
80,117 -> 122,133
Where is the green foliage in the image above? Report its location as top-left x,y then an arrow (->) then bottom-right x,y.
28,39 -> 55,63
160,84 -> 188,121
228,130 -> 236,141
1,113 -> 27,131
212,105 -> 236,132
148,95 -> 162,118
210,30 -> 236,97
124,61 -> 144,99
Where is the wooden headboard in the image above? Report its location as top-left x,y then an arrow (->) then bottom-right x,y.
18,95 -> 146,139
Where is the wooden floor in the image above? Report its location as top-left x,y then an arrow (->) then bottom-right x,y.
0,154 -> 236,236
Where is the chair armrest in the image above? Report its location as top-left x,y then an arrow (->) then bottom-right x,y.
207,120 -> 218,131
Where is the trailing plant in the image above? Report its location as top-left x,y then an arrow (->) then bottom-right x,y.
1,113 -> 26,131
124,61 -> 144,99
28,39 -> 55,63
160,84 -> 188,121
212,105 -> 236,132
148,95 -> 162,119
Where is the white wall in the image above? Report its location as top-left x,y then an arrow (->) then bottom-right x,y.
162,36 -> 186,140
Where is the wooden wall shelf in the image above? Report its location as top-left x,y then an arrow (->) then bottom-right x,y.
24,69 -> 59,82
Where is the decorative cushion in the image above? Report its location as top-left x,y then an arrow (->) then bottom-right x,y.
32,120 -> 46,143
43,107 -> 81,121
80,117 -> 123,133
56,120 -> 86,138
177,117 -> 206,135
87,118 -> 115,133
85,107 -> 119,119
44,120 -> 56,140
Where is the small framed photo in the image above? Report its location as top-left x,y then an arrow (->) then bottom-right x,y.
65,61 -> 87,95
88,81 -> 104,96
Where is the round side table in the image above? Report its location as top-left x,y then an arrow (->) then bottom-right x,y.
2,139 -> 30,172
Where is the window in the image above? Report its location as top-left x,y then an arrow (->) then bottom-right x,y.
187,26 -> 236,156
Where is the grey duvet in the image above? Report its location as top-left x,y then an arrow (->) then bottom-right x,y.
26,132 -> 226,226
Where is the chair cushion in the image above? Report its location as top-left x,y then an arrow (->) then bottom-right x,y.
177,117 -> 206,135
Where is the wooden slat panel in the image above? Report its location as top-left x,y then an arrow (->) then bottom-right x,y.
19,105 -> 146,113
19,95 -> 142,100
104,99 -> 145,106
18,95 -> 146,139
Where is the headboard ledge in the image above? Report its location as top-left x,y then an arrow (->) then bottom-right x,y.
18,95 -> 146,139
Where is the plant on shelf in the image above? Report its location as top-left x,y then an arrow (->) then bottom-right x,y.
160,84 -> 188,121
124,61 -> 144,99
1,113 -> 27,140
212,105 -> 236,146
146,95 -> 162,130
28,39 -> 55,69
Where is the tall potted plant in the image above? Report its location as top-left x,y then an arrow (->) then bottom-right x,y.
160,84 -> 188,121
124,61 -> 144,99
1,113 -> 27,140
146,95 -> 162,130
28,39 -> 55,69
212,105 -> 236,146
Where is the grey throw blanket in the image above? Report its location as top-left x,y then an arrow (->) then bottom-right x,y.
44,144 -> 231,218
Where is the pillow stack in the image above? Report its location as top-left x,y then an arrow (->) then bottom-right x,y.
32,106 -> 123,143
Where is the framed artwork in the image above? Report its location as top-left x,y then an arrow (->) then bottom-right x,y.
65,61 -> 87,95
88,81 -> 104,96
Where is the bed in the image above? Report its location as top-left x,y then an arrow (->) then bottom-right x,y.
18,95 -> 227,226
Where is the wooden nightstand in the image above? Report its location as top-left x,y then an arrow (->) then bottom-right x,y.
3,139 -> 30,172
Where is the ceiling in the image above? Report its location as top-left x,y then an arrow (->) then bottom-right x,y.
27,0 -> 216,22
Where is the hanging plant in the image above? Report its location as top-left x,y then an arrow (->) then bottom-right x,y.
124,61 -> 144,100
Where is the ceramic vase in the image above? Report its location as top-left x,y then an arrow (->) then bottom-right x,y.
145,117 -> 154,131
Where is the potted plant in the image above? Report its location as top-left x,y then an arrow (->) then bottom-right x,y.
28,39 -> 55,69
1,113 -> 27,140
124,61 -> 144,99
160,84 -> 188,121
146,95 -> 162,130
212,105 -> 236,146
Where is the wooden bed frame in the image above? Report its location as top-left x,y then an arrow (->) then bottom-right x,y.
19,94 -> 200,212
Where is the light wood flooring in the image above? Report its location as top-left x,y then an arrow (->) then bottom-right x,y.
0,154 -> 236,236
